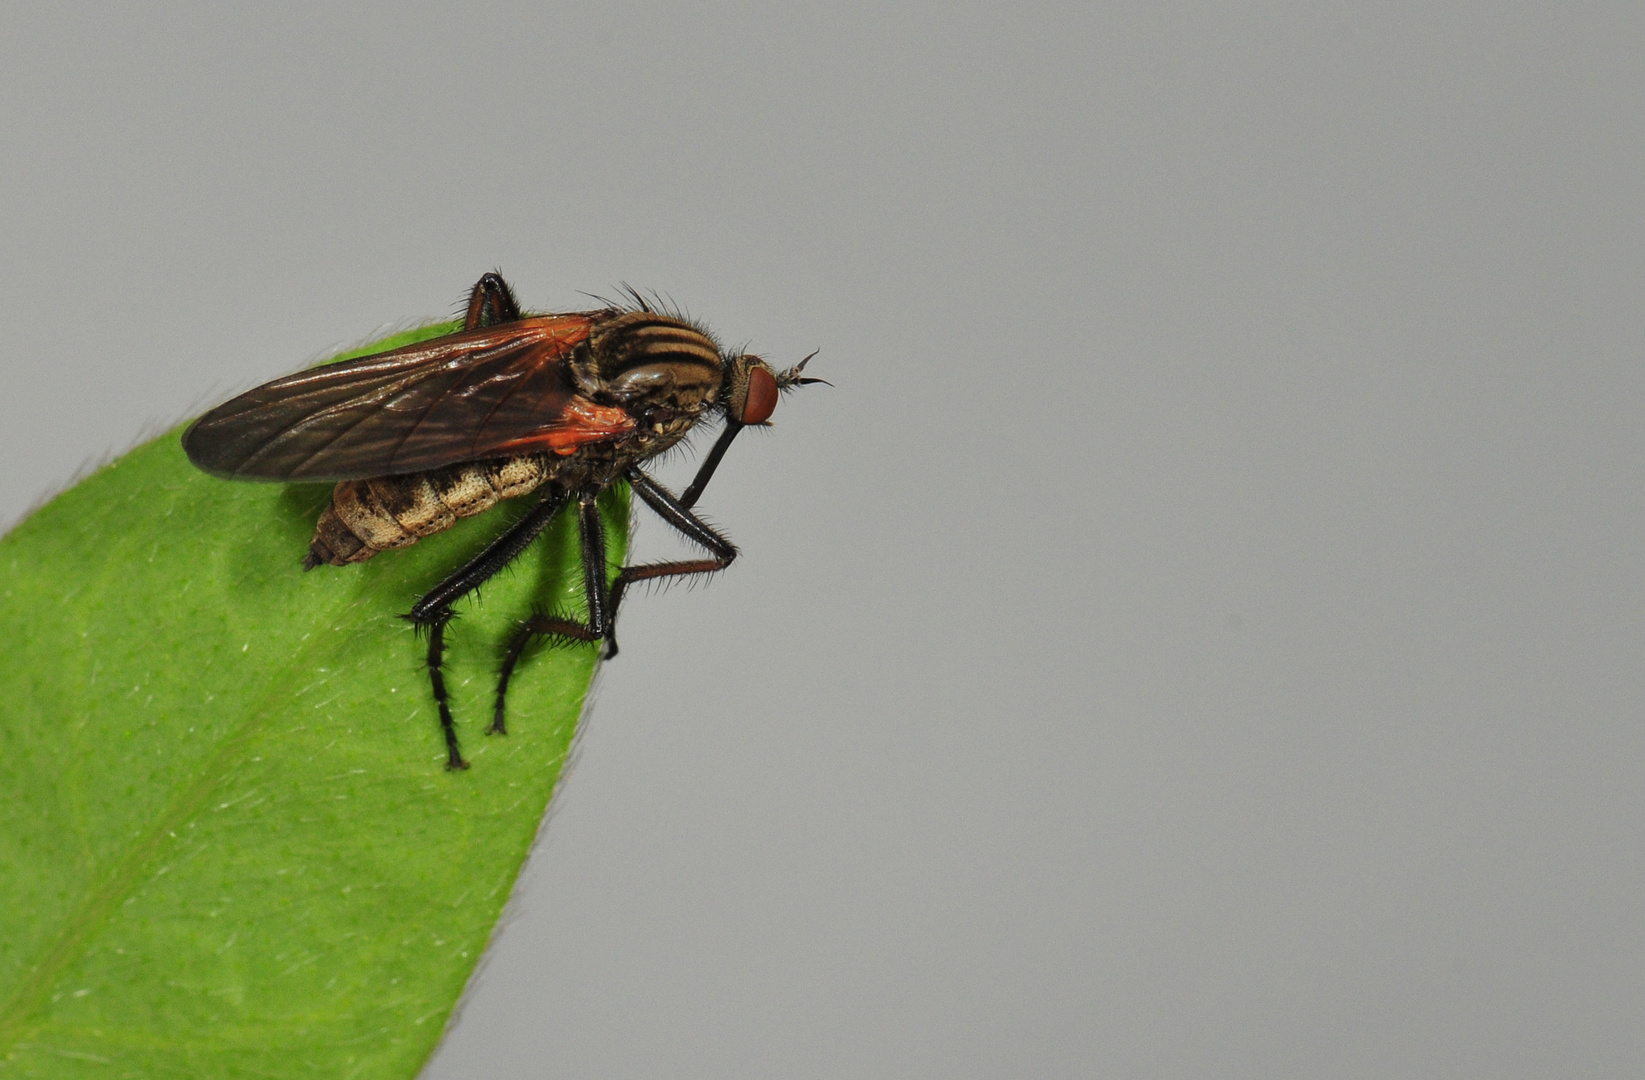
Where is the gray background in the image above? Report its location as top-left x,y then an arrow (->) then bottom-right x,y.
3,2 -> 1643,1076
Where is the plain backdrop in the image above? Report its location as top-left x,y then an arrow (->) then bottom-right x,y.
4,3 -> 1644,1077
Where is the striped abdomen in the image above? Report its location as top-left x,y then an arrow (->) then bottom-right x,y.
306,455 -> 550,567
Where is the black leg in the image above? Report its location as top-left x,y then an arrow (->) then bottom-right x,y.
408,487 -> 569,767
425,618 -> 468,770
463,272 -> 524,331
680,420 -> 744,509
572,423 -> 741,659
600,469 -> 740,660
494,489 -> 613,733
490,416 -> 752,732
492,465 -> 746,732
408,488 -> 569,625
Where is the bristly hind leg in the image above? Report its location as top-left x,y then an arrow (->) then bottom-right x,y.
408,487 -> 569,769
464,271 -> 523,330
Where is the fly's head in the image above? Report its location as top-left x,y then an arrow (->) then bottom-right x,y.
721,350 -> 827,427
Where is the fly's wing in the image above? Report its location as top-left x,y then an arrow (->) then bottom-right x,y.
182,315 -> 636,482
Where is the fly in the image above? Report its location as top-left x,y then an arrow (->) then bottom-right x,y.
183,272 -> 823,769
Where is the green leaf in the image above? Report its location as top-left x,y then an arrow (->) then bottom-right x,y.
0,322 -> 628,1078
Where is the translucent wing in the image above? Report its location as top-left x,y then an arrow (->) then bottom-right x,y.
183,315 -> 635,482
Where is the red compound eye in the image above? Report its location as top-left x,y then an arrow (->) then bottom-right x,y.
741,365 -> 778,424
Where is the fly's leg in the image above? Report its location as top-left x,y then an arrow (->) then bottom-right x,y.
592,418 -> 746,658
680,419 -> 743,508
493,424 -> 747,731
408,488 -> 569,625
463,271 -> 524,330
424,619 -> 463,769
408,487 -> 569,768
599,470 -> 740,660
494,490 -> 612,733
